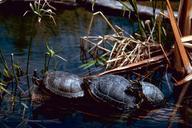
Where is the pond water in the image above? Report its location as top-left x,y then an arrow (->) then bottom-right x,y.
0,3 -> 137,75
0,2 -> 188,128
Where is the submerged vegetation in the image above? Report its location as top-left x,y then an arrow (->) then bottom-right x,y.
0,0 -> 191,127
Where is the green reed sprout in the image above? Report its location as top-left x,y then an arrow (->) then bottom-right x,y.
80,55 -> 106,69
46,42 -> 67,62
45,42 -> 67,71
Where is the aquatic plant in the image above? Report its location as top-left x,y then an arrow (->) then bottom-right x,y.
10,53 -> 20,109
44,42 -> 67,72
24,0 -> 56,24
120,0 -> 168,43
120,0 -> 146,38
80,55 -> 106,69
23,0 -> 57,79
0,82 -> 10,95
0,1 -> 59,123
91,0 -> 96,11
0,49 -> 12,80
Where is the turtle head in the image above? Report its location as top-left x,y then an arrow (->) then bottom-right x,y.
82,75 -> 97,88
32,70 -> 43,87
125,81 -> 142,96
125,81 -> 145,109
82,77 -> 92,89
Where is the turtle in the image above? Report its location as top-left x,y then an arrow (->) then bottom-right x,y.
88,74 -> 142,112
126,81 -> 165,107
32,71 -> 84,99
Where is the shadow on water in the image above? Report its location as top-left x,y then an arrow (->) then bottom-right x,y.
0,1 -> 190,128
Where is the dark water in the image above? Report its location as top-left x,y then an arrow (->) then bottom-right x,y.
0,2 -> 188,128
0,4 -> 137,76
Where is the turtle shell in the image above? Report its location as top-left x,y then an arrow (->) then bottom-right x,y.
90,75 -> 137,111
140,81 -> 164,105
44,71 -> 84,98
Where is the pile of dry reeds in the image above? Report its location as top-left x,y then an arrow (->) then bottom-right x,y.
81,33 -> 165,69
80,12 -> 169,76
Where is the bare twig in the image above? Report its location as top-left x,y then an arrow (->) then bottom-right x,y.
87,11 -> 119,36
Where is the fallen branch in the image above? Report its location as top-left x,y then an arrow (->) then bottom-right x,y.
97,51 -> 172,76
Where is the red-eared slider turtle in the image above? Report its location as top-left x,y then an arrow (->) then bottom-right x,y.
126,81 -> 165,107
88,74 -> 141,112
32,71 -> 84,99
